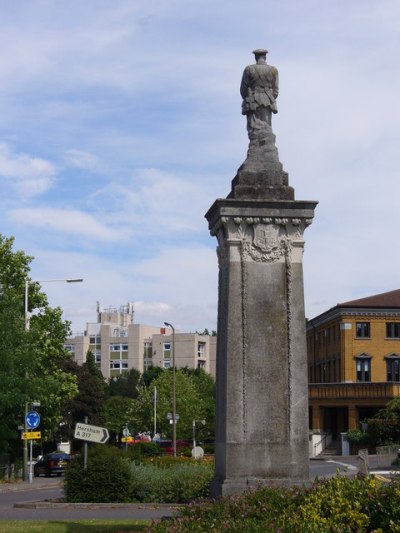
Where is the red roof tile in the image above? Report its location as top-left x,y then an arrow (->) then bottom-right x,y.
339,289 -> 400,308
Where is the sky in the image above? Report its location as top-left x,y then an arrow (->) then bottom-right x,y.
1,0 -> 400,335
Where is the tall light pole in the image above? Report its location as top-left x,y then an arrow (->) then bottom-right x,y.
23,277 -> 83,480
164,322 -> 176,458
24,278 -> 83,330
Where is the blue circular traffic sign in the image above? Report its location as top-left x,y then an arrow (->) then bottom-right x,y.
26,411 -> 40,429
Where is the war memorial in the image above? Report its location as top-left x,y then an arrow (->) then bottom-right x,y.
206,49 -> 318,496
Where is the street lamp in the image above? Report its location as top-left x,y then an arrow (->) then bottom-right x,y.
22,277 -> 83,480
24,278 -> 83,331
164,322 -> 176,458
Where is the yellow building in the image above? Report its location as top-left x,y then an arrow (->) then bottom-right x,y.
307,289 -> 400,437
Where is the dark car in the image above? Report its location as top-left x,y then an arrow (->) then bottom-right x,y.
33,452 -> 71,477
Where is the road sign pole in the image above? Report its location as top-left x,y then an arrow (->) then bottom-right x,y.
28,439 -> 33,484
23,402 -> 28,482
83,417 -> 88,470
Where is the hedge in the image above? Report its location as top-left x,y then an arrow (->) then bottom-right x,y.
64,446 -> 213,503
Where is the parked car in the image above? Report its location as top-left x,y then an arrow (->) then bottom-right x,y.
33,452 -> 71,477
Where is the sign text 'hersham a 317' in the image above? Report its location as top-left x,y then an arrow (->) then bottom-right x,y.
74,422 -> 109,444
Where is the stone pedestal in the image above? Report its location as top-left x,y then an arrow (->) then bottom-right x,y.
205,198 -> 317,496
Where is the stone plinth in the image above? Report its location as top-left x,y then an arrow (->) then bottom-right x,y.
205,198 -> 317,497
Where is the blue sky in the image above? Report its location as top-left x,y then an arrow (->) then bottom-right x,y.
1,0 -> 400,334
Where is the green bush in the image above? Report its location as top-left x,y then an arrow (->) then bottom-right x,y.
64,447 -> 213,504
150,475 -> 400,532
126,441 -> 162,462
64,447 -> 132,503
130,461 -> 213,503
367,418 -> 400,446
347,429 -> 371,444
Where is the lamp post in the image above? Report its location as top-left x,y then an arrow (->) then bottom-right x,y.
164,322 -> 176,458
22,277 -> 83,480
24,278 -> 83,331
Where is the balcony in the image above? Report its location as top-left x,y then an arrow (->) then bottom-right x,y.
309,382 -> 400,401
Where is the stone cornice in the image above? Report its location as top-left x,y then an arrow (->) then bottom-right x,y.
205,198 -> 318,231
306,307 -> 400,330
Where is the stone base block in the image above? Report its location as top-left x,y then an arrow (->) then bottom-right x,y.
229,169 -> 294,200
211,476 -> 310,498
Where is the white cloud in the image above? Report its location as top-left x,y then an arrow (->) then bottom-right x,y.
8,207 -> 128,242
64,149 -> 103,171
88,168 -> 211,235
0,143 -> 56,198
27,243 -> 218,334
2,0 -> 400,335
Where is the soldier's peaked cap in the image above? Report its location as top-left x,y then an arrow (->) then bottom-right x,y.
253,49 -> 268,55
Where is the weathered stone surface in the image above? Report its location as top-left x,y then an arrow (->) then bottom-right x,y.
206,51 -> 317,495
205,199 -> 317,496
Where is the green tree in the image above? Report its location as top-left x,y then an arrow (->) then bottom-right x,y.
101,396 -> 136,442
84,350 -> 106,397
107,368 -> 141,399
181,367 -> 215,439
0,235 -> 78,455
376,398 -> 400,420
59,358 -> 104,444
133,369 -> 207,439
140,366 -> 164,388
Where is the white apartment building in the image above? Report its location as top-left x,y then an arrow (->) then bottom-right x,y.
65,302 -> 216,378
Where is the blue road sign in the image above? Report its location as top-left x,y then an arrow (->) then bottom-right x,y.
26,411 -> 40,429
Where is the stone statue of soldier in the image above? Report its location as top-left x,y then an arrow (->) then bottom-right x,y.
240,49 -> 279,139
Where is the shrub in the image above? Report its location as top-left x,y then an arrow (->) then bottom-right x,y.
64,447 -> 213,504
64,447 -> 132,503
347,429 -> 371,444
150,475 -> 400,532
129,460 -> 213,503
126,441 -> 162,462
367,418 -> 400,446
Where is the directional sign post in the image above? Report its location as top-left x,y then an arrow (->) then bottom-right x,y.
26,411 -> 40,429
74,422 -> 109,444
22,431 -> 41,440
74,420 -> 110,471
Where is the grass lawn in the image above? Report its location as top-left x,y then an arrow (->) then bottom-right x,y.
0,520 -> 151,533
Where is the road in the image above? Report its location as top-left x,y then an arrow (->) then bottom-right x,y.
0,477 -> 176,521
0,459 -> 358,522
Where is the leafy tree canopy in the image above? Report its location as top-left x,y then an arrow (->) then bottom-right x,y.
101,396 -> 136,437
133,369 -> 207,440
107,368 -> 141,399
0,234 -> 78,455
140,366 -> 164,388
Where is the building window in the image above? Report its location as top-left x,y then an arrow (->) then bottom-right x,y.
144,341 -> 153,371
163,342 -> 171,360
110,360 -> 128,373
94,351 -> 101,363
197,360 -> 205,369
356,322 -> 370,338
356,357 -> 371,382
163,360 -> 171,369
197,342 -> 206,358
64,344 -> 75,353
89,334 -> 101,347
386,357 -> 400,382
110,344 -> 128,352
386,323 -> 400,339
